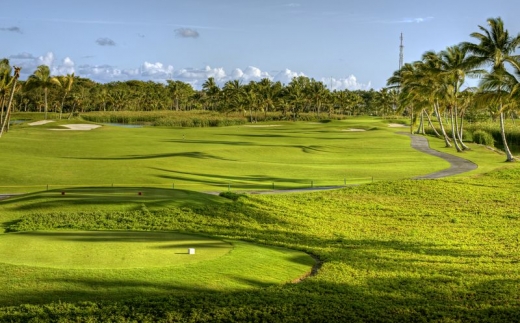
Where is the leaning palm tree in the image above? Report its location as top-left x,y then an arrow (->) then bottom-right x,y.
50,73 -> 74,120
436,45 -> 483,151
461,17 -> 520,161
27,65 -> 54,120
0,66 -> 21,138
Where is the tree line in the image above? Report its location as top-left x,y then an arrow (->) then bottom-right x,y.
388,17 -> 520,161
0,62 -> 397,126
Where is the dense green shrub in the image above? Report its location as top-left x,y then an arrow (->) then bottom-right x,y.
472,130 -> 495,147
219,191 -> 245,201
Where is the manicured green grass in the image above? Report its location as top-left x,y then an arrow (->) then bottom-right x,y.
1,116 -> 519,321
1,116 -> 455,193
0,231 -> 233,269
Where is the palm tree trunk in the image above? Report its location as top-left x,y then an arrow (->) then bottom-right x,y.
499,111 -> 515,162
425,109 -> 442,137
434,104 -> 452,147
44,87 -> 49,120
418,110 -> 426,134
450,108 -> 463,152
456,109 -> 470,150
0,96 -> 5,126
0,70 -> 20,138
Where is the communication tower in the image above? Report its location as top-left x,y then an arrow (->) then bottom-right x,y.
399,33 -> 404,70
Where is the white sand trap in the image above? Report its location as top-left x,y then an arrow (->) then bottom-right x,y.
388,123 -> 407,128
342,128 -> 366,132
243,124 -> 281,127
28,120 -> 55,126
50,124 -> 101,131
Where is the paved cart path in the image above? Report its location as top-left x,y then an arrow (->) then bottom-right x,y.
400,133 -> 477,179
212,133 -> 478,195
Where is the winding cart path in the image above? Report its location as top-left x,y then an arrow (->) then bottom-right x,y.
401,133 -> 477,179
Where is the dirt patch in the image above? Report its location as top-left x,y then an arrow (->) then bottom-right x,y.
28,120 -> 55,126
50,124 -> 101,131
388,123 -> 407,128
342,128 -> 366,132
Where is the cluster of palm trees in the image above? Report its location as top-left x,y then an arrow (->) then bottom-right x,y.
202,76 -> 383,121
388,17 -> 520,161
0,60 -> 396,125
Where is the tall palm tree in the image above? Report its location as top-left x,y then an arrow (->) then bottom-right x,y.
435,45 -> 483,151
202,77 -> 220,111
51,73 -> 74,119
461,17 -> 520,161
306,79 -> 328,117
0,59 -> 13,125
0,66 -> 21,137
27,65 -> 53,120
223,80 -> 245,115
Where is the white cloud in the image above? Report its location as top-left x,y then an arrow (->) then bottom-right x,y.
140,61 -> 174,77
272,68 -> 305,84
9,51 -> 371,90
55,57 -> 75,75
399,17 -> 433,24
38,52 -> 55,67
325,75 -> 371,91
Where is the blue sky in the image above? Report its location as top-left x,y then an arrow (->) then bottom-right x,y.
1,0 -> 519,90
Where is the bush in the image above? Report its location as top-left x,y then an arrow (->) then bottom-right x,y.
219,191 -> 245,201
472,130 -> 495,147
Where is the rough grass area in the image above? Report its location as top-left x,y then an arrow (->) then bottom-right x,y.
0,166 -> 519,321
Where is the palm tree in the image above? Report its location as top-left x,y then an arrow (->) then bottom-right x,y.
0,59 -> 13,126
27,65 -> 54,120
435,45 -> 483,151
51,73 -> 74,119
461,17 -> 520,161
306,79 -> 328,117
202,77 -> 220,111
0,66 -> 21,137
223,80 -> 245,115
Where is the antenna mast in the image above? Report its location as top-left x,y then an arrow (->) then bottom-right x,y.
399,33 -> 404,70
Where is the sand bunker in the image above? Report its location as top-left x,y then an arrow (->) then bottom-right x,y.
243,125 -> 281,127
50,124 -> 101,131
342,128 -> 366,132
28,120 -> 55,126
388,123 -> 407,128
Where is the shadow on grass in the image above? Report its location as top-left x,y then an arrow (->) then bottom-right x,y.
1,266 -> 518,322
0,187 -> 227,213
151,167 -> 319,190
11,231 -> 231,247
65,151 -> 238,161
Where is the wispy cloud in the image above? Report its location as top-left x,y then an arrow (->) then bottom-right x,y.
4,17 -> 223,30
0,26 -> 22,33
10,52 -> 35,59
96,37 -> 116,46
174,28 -> 199,38
374,16 -> 434,24
398,17 -> 434,24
